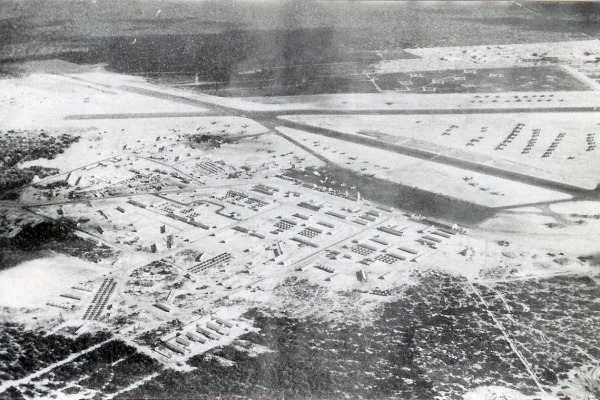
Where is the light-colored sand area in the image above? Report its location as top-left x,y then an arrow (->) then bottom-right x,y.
549,201 -> 600,215
0,255 -> 105,309
0,69 -> 206,129
463,386 -> 548,400
476,211 -> 600,256
14,116 -> 267,174
375,39 -> 600,75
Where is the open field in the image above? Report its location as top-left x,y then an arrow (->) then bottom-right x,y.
0,70 -> 206,129
374,66 -> 590,94
0,256 -> 107,310
374,40 -> 600,86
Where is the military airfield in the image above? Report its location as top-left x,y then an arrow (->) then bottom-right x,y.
1,2 -> 600,399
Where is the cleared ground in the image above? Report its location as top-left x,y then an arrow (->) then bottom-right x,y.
280,112 -> 600,190
375,66 -> 590,94
0,255 -> 105,309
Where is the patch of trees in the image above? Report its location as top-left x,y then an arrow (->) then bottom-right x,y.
0,131 -> 79,195
0,323 -> 110,382
0,132 -> 80,169
0,219 -> 115,270
42,340 -> 161,394
124,273 -> 553,399
0,166 -> 60,197
1,386 -> 25,400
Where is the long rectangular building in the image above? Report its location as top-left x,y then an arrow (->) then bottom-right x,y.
325,211 -> 346,219
421,217 -> 458,231
378,226 -> 406,236
164,341 -> 186,355
197,326 -> 221,340
291,236 -> 319,248
188,253 -> 233,274
186,331 -> 207,343
153,303 -> 171,313
298,202 -> 322,211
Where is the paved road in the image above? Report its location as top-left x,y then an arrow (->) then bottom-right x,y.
65,112 -> 208,120
120,85 -> 600,116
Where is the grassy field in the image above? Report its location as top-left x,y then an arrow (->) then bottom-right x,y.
375,66 -> 591,94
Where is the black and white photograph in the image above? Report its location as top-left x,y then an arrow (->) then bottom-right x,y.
1,1 -> 600,399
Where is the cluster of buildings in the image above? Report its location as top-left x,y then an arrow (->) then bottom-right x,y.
82,278 -> 116,320
157,316 -> 235,358
218,190 -> 270,212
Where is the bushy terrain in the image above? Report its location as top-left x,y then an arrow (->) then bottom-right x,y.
478,276 -> 600,392
0,336 -> 161,399
121,273 -> 541,399
0,130 -> 79,197
0,323 -> 110,384
0,216 -> 116,270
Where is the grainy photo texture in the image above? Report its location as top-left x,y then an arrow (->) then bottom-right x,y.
1,1 -> 600,399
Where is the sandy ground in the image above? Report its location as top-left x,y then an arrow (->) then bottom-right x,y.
375,40 -> 600,75
463,385 -> 550,400
0,72 -> 205,130
475,210 -> 600,256
0,255 -> 106,309
549,201 -> 600,215
16,116 -> 269,174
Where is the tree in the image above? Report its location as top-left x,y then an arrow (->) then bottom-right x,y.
3,386 -> 25,400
